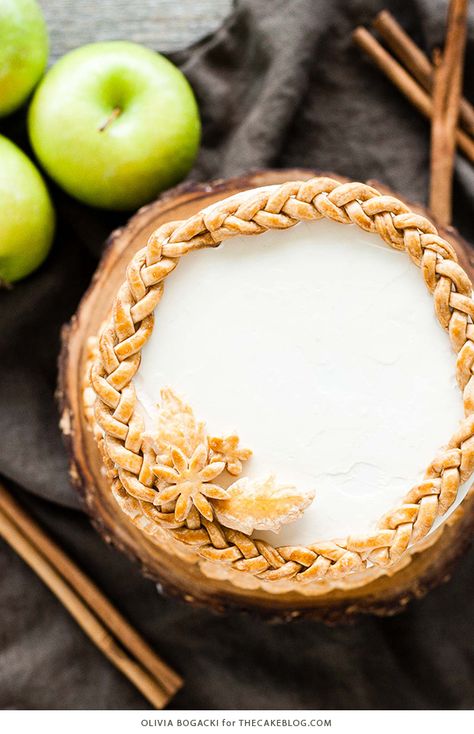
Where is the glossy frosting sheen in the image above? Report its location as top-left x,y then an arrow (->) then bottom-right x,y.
134,217 -> 465,545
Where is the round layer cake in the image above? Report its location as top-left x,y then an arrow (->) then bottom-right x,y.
84,177 -> 474,596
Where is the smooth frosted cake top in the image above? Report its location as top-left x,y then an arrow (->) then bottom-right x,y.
135,217 -> 466,544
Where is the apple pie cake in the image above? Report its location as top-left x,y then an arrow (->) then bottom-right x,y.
83,176 -> 474,594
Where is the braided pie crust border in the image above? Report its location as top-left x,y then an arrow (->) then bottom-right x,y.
88,177 -> 474,585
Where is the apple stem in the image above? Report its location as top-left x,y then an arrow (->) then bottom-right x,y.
98,107 -> 122,132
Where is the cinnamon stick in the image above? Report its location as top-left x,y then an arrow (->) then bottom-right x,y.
430,0 -> 468,227
373,9 -> 474,137
352,26 -> 474,164
0,482 -> 182,708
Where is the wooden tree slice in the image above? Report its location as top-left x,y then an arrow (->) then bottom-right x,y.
58,169 -> 474,623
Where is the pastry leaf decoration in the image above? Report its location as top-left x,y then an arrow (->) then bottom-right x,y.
143,387 -> 206,467
145,388 -> 315,530
213,475 -> 316,535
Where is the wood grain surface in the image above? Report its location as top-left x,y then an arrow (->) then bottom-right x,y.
38,0 -> 233,61
59,169 -> 474,623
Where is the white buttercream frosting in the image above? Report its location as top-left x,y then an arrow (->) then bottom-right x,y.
134,216 -> 467,546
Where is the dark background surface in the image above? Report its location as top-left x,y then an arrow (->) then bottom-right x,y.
0,0 -> 473,710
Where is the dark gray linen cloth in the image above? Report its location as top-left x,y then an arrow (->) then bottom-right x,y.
1,0 -> 474,710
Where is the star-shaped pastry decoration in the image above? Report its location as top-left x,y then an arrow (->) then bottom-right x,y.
152,444 -> 227,522
145,387 -> 314,533
209,434 -> 252,476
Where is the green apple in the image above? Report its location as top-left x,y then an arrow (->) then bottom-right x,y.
0,135 -> 55,284
0,0 -> 48,117
28,41 -> 201,210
